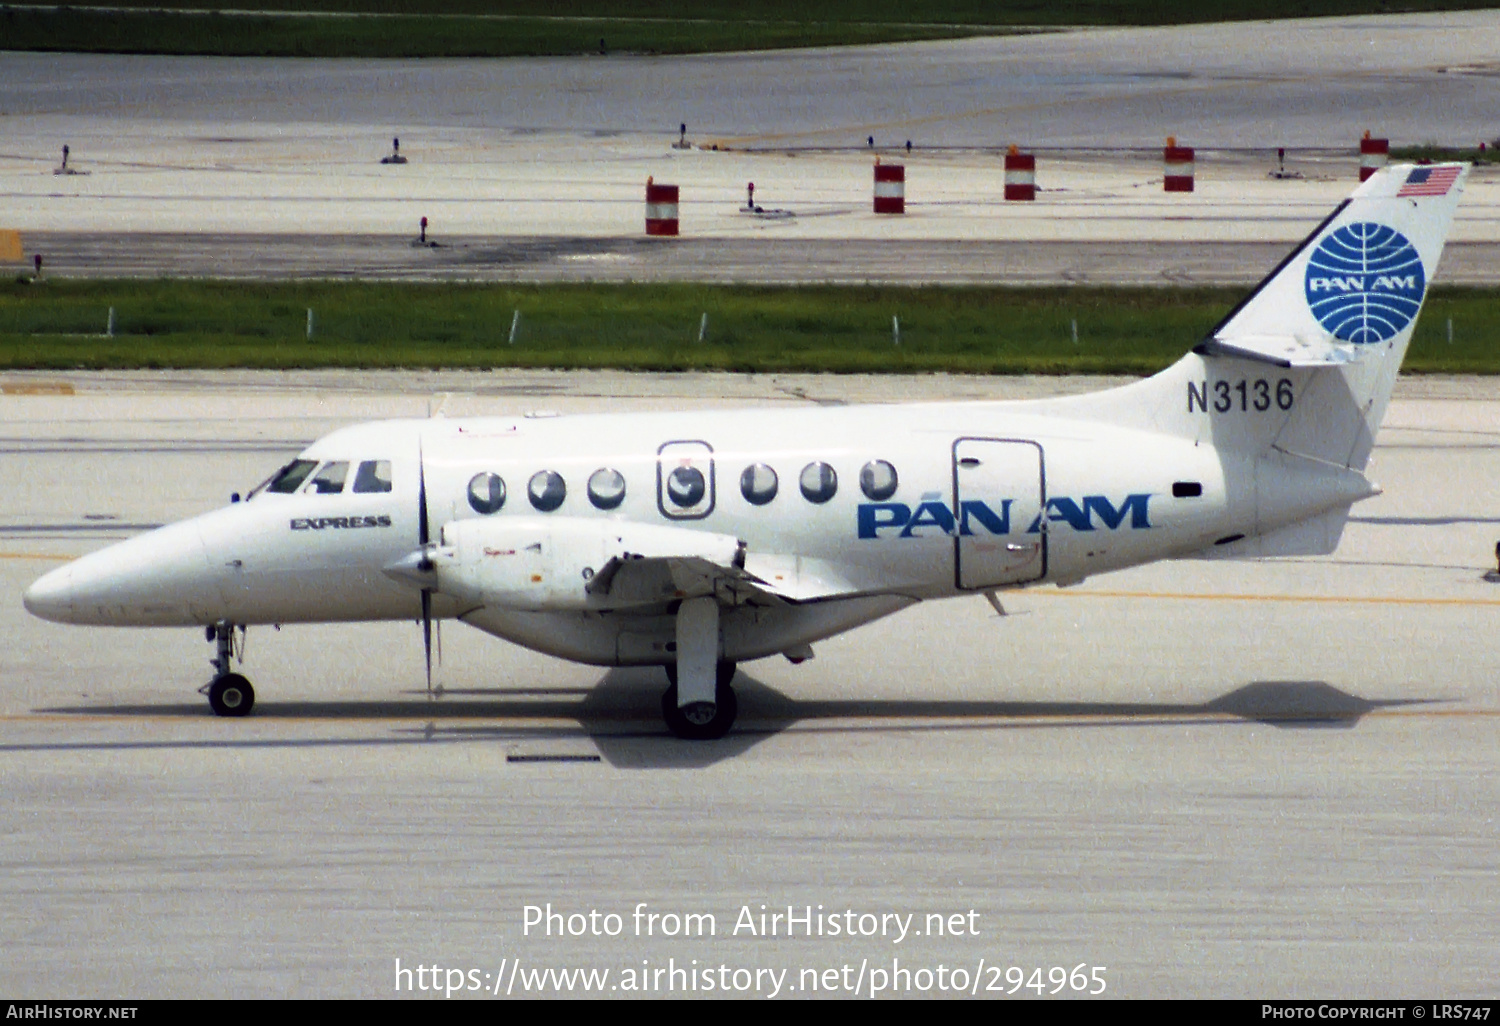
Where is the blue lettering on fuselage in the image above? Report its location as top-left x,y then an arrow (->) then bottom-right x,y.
858,495 -> 1150,539
1026,494 -> 1152,533
900,501 -> 956,538
858,503 -> 910,539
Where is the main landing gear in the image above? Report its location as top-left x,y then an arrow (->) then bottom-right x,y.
200,621 -> 255,717
661,596 -> 737,740
662,660 -> 738,741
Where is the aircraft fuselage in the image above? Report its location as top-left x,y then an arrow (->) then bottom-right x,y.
24,395 -> 1362,667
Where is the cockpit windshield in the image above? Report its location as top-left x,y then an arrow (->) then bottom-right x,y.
309,461 -> 349,494
255,459 -> 318,496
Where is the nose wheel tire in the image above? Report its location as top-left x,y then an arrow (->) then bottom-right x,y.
208,673 -> 255,717
661,681 -> 738,740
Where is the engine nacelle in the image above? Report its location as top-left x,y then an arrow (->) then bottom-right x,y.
433,516 -> 742,612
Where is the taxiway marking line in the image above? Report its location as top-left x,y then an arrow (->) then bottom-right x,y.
1,383 -> 74,395
1031,589 -> 1500,608
0,552 -> 75,561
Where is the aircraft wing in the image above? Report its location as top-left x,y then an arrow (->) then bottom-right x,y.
585,552 -> 785,606
587,551 -> 867,606
413,516 -> 875,613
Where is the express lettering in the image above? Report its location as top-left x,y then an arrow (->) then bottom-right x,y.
290,515 -> 393,530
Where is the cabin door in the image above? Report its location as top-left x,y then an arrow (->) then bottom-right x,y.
952,438 -> 1046,589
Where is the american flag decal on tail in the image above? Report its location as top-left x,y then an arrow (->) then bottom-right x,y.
1397,165 -> 1461,197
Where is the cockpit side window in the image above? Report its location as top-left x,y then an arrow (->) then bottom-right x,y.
352,460 -> 393,494
264,459 -> 318,495
309,461 -> 349,494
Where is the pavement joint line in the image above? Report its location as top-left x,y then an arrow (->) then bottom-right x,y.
1028,589 -> 1500,607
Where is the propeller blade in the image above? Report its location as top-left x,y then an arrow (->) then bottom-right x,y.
417,440 -> 436,698
422,587 -> 433,697
417,441 -> 430,546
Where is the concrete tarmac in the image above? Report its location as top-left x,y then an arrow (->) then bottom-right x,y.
1,370 -> 1497,998
19,232 -> 1500,285
3,13 -> 1499,284
2,13 -> 1498,998
4,13 -> 1499,147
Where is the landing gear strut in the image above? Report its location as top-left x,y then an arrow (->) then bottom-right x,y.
662,596 -> 737,739
202,621 -> 255,717
662,660 -> 738,740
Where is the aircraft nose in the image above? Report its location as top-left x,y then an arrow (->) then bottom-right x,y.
21,519 -> 219,626
22,564 -> 75,623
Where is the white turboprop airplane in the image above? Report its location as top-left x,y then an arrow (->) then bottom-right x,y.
24,164 -> 1467,738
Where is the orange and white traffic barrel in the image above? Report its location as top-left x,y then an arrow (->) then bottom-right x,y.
1359,131 -> 1389,181
645,176 -> 679,236
1003,145 -> 1035,201
873,160 -> 905,214
1163,137 -> 1194,193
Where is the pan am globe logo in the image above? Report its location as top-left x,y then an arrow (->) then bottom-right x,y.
1304,222 -> 1426,344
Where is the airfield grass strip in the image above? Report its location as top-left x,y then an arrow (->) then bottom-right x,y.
0,8 -> 975,59
3,282 -> 1498,375
4,2 -> 1499,58
7,0 -> 1497,26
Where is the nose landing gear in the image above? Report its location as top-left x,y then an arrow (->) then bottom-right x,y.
200,621 -> 255,717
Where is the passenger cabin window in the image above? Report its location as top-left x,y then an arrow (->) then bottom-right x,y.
740,464 -> 778,506
468,473 -> 506,514
799,462 -> 837,504
267,459 -> 318,494
666,466 -> 706,508
309,461 -> 349,494
352,460 -> 393,494
588,468 -> 626,510
860,460 -> 898,501
529,470 -> 566,512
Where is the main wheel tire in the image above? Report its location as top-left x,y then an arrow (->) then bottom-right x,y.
208,673 -> 255,717
663,660 -> 737,689
661,681 -> 738,741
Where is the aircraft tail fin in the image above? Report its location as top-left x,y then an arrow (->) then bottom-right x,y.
1201,162 -> 1465,364
1048,163 -> 1468,472
1197,162 -> 1466,469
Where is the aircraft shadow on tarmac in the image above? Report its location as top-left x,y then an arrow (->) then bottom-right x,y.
30,675 -> 1443,769
1348,515 -> 1500,526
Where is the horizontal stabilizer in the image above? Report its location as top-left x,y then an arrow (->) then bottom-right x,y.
1197,334 -> 1363,368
